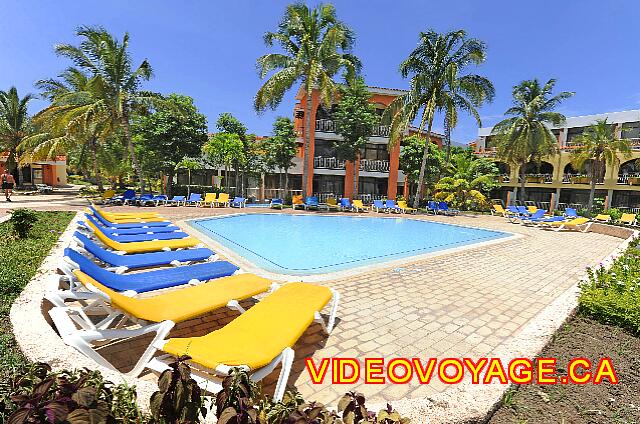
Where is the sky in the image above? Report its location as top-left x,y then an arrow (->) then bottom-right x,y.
1,1 -> 640,144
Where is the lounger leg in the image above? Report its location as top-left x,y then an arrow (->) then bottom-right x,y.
313,289 -> 340,333
273,347 -> 294,402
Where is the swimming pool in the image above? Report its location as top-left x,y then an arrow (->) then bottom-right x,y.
191,214 -> 510,275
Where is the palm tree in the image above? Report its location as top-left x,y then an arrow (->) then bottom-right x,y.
493,79 -> 574,202
384,29 -> 494,208
571,119 -> 631,211
0,87 -> 35,186
24,68 -> 112,190
254,3 -> 360,197
54,26 -> 166,192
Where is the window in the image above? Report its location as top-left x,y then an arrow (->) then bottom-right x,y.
622,122 -> 640,139
360,143 -> 389,161
314,140 -> 336,157
566,127 -> 585,144
358,177 -> 387,195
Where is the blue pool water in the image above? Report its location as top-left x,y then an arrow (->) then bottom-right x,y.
191,214 -> 509,275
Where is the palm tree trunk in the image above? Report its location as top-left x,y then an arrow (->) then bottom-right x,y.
519,162 -> 526,203
588,159 -> 598,212
284,168 -> 289,199
166,170 -> 174,197
413,119 -> 435,209
120,108 -> 145,193
444,114 -> 452,166
302,92 -> 313,198
90,139 -> 104,191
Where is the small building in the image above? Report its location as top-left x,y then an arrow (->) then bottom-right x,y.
0,153 -> 67,187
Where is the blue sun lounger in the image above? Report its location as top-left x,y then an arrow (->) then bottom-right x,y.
230,197 -> 246,208
165,196 -> 186,206
517,209 -> 546,223
372,199 -> 387,212
62,248 -> 239,293
184,193 -> 202,206
516,206 -> 530,215
564,207 -> 579,218
108,189 -> 136,205
427,201 -> 439,214
339,198 -> 353,211
438,202 -> 459,216
269,198 -> 284,209
304,196 -> 320,210
71,232 -> 216,270
385,200 -> 402,213
85,214 -> 180,235
80,220 -> 189,242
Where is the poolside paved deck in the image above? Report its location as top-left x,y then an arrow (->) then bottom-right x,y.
14,193 -> 625,412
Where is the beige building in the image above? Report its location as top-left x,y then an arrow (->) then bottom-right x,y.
474,109 -> 640,210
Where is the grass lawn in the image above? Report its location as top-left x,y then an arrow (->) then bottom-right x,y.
0,211 -> 74,380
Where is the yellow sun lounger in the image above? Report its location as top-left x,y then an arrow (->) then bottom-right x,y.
214,192 -> 230,207
85,220 -> 200,253
547,217 -> 591,232
527,206 -> 538,214
91,206 -> 166,223
593,214 -> 611,223
397,200 -> 417,214
47,270 -> 275,378
352,199 -> 368,212
93,204 -> 160,218
147,282 -> 339,401
199,192 -> 218,207
620,213 -> 637,226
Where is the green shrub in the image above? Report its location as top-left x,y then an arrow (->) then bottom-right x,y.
8,208 -> 39,238
1,362 -> 148,423
579,239 -> 640,333
605,208 -> 622,221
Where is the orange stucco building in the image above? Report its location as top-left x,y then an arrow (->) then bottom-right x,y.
0,153 -> 67,187
285,85 -> 443,201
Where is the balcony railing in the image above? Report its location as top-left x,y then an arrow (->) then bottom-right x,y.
314,156 -> 345,170
618,173 -> 640,185
359,159 -> 390,173
563,174 -> 604,184
315,119 -> 390,137
474,147 -> 497,157
518,173 -> 553,183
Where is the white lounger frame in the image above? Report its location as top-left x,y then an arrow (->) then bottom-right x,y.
48,284 -> 339,402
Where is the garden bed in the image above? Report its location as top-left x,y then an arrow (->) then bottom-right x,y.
488,314 -> 640,424
0,211 -> 74,381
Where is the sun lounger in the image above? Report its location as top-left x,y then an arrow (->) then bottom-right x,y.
385,200 -> 403,214
88,207 -> 172,229
84,220 -> 201,253
427,201 -> 439,215
80,219 -> 189,242
292,195 -> 305,210
372,199 -> 387,213
324,198 -> 341,211
352,199 -> 368,212
230,197 -> 246,208
214,193 -> 230,207
619,213 -> 637,226
91,206 -> 166,223
165,196 -> 186,206
146,195 -> 168,206
397,200 -> 417,214
184,193 -> 202,207
71,231 -> 216,271
564,207 -> 579,218
84,215 -> 179,235
304,196 -> 320,210
61,247 -> 239,293
98,190 -> 116,204
145,282 -> 339,401
47,270 -> 275,378
517,209 -> 546,224
545,217 -> 591,232
338,198 -> 352,212
199,193 -> 217,207
438,202 -> 459,216
593,214 -> 611,223
108,189 -> 136,205
516,206 -> 530,216
269,198 -> 284,209
526,206 -> 538,214
92,204 -> 161,219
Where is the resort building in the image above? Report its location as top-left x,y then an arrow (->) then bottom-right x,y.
474,109 -> 640,210
0,153 -> 67,187
279,85 -> 444,202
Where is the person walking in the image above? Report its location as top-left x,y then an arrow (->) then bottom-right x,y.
1,168 -> 15,201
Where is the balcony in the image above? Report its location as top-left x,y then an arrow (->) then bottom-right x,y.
474,147 -> 498,157
359,158 -> 389,173
314,156 -> 390,173
518,173 -> 553,184
563,174 -> 604,184
618,173 -> 640,185
315,119 -> 390,138
314,156 -> 345,170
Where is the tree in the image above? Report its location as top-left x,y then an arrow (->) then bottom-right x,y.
202,132 -> 245,192
332,77 -> 378,198
0,87 -> 35,186
265,117 -> 298,196
26,68 -> 112,190
254,2 -> 360,197
175,158 -> 201,198
384,29 -> 494,208
215,113 -> 247,193
434,176 -> 492,211
571,119 -> 632,211
132,94 -> 208,196
445,151 -> 499,198
493,79 -> 574,202
399,135 -> 445,198
54,26 -> 168,192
